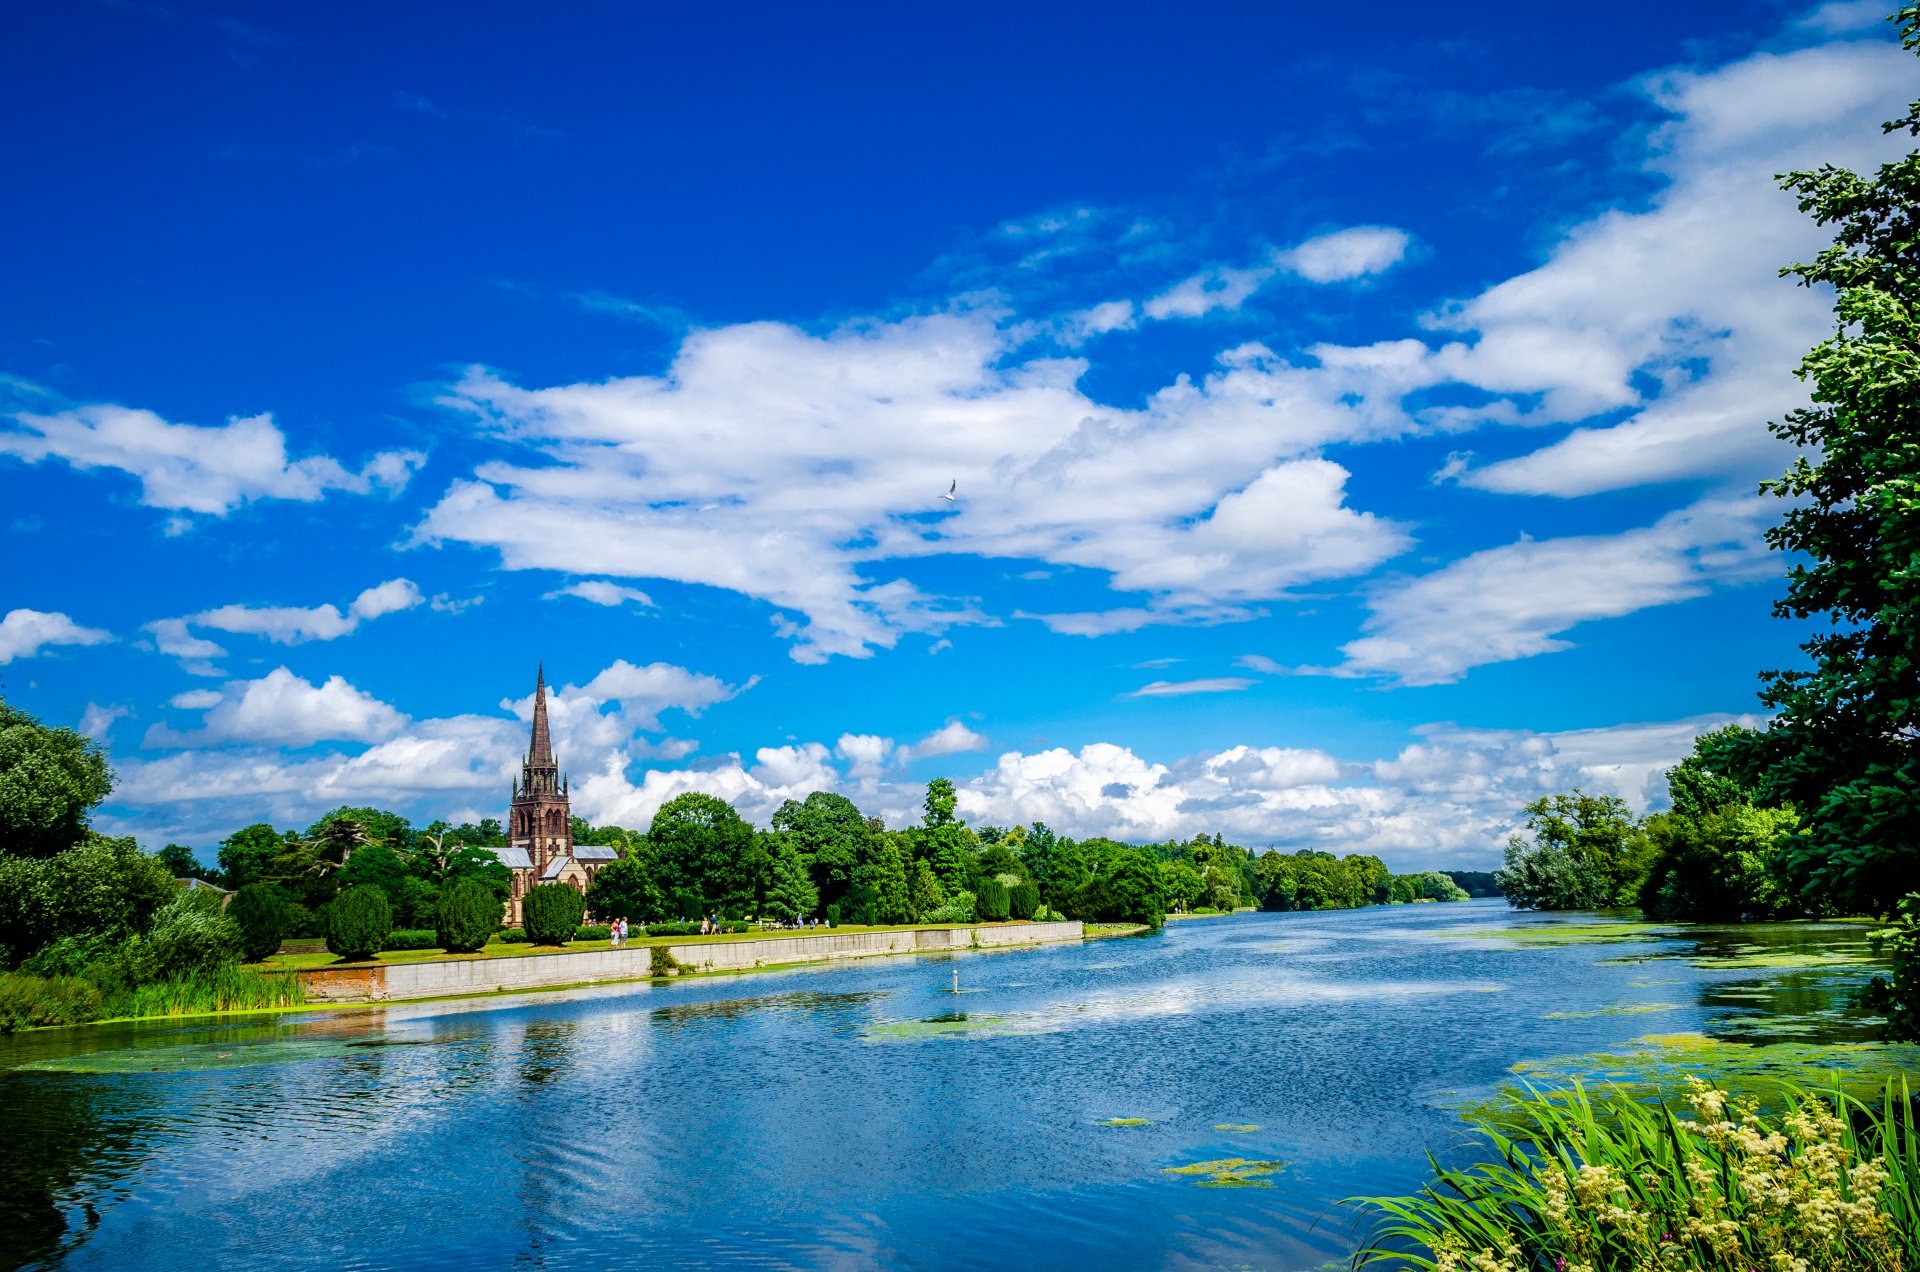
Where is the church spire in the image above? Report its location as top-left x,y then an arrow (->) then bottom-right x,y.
528,663 -> 555,769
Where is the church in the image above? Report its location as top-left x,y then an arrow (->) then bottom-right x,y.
487,666 -> 617,926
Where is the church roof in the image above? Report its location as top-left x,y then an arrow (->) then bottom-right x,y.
490,844 -> 533,870
574,844 -> 618,861
539,855 -> 575,880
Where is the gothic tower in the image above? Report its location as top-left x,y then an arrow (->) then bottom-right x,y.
509,664 -> 572,875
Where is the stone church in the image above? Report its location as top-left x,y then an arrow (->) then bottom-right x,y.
488,666 -> 617,926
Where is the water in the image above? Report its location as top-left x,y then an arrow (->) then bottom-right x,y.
0,900 -> 1895,1271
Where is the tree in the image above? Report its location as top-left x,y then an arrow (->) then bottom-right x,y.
325,885 -> 393,961
770,792 -> 869,913
1496,792 -> 1654,910
218,823 -> 289,889
435,879 -> 504,953
584,856 -> 658,922
923,777 -> 959,828
155,843 -> 200,877
1731,29 -> 1920,916
762,836 -> 819,921
908,860 -> 946,921
975,877 -> 1011,922
301,813 -> 376,876
1008,879 -> 1040,920
848,835 -> 911,925
0,699 -> 114,859
521,882 -> 585,945
147,890 -> 243,979
1162,861 -> 1204,912
649,793 -> 757,917
0,835 -> 174,964
228,883 -> 291,962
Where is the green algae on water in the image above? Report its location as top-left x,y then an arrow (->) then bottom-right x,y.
1441,921 -> 1676,948
1162,1157 -> 1288,1187
1213,1123 -> 1261,1132
863,1011 -> 1044,1041
1541,1002 -> 1682,1020
1097,1117 -> 1151,1126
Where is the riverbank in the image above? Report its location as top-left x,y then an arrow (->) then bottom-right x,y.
293,919 -> 1087,1002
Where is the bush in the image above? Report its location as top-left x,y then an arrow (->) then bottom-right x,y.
649,945 -> 681,976
434,879 -> 503,954
1033,903 -> 1065,922
643,920 -> 747,936
147,890 -> 243,979
496,928 -> 528,943
975,877 -> 1011,921
1009,880 -> 1040,920
228,884 -> 290,962
0,834 -> 175,963
521,883 -> 585,945
381,929 -> 440,951
325,885 -> 393,961
574,925 -> 611,942
0,971 -> 102,1032
925,892 -> 975,924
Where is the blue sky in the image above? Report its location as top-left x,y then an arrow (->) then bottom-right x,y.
1,0 -> 1910,867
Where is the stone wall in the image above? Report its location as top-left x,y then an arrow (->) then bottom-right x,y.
292,920 -> 1086,1003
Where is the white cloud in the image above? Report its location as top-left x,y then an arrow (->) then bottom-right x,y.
1335,496 -> 1773,685
415,310 -> 1420,661
1143,264 -> 1271,320
1236,654 -> 1285,675
1129,677 -> 1256,697
0,397 -> 424,516
187,578 -> 425,645
78,702 -> 130,740
148,667 -> 410,748
144,618 -> 226,676
909,720 -> 988,758
0,609 -> 112,664
545,580 -> 654,607
1279,226 -> 1412,283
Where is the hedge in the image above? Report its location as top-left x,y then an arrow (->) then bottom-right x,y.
382,929 -> 440,951
325,886 -> 393,961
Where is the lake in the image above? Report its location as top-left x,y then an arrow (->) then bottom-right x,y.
1,899 -> 1904,1271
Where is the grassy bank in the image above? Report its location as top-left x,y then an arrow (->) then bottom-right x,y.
0,965 -> 305,1032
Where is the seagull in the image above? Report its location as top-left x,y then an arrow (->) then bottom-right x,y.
942,479 -> 957,502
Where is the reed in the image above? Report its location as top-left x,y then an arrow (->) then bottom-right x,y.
1351,1076 -> 1919,1271
107,966 -> 307,1019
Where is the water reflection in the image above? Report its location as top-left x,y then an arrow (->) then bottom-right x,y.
0,902 -> 1899,1272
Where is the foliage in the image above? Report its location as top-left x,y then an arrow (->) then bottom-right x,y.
924,892 -> 975,924
649,792 -> 758,917
771,791 -> 870,913
0,834 -> 175,965
1641,803 -> 1799,922
1033,903 -> 1065,922
1864,894 -> 1920,1041
1444,870 -> 1502,898
908,859 -> 947,921
146,890 -> 243,979
496,928 -> 528,943
761,832 -> 819,920
217,822 -> 291,889
107,966 -> 304,1019
975,876 -> 1011,921
521,882 -> 585,945
1403,871 -> 1471,903
1063,849 -> 1167,926
1009,880 -> 1040,920
643,920 -> 749,936
1353,1077 -> 1919,1271
1497,792 -> 1654,910
155,843 -> 199,876
923,777 -> 958,827
324,885 -> 393,961
846,834 -> 912,925
583,856 -> 657,922
0,698 -> 115,860
650,944 -> 681,976
381,928 -> 441,951
1729,16 -> 1920,920
431,878 -> 503,953
227,884 -> 290,963
1161,861 -> 1204,911
575,926 -> 612,942
0,972 -> 102,1032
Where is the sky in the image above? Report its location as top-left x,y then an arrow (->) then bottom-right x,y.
0,0 -> 1910,868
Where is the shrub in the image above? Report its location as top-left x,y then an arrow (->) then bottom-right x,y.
0,971 -> 102,1032
108,966 -> 304,1019
381,929 -> 440,951
649,945 -> 681,976
1009,880 -> 1040,920
434,879 -> 503,954
643,920 -> 747,936
521,883 -> 585,945
975,877 -> 1011,921
147,890 -> 243,979
228,884 -> 291,962
1033,903 -> 1065,922
496,928 -> 529,943
574,925 -> 611,942
325,885 -> 393,961
925,892 -> 975,924
0,834 -> 175,963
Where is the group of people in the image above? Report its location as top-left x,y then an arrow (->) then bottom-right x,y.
607,917 -> 632,946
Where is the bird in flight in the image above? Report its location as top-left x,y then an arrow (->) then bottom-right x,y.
942,479 -> 957,502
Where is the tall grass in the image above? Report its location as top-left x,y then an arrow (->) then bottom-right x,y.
1352,1077 -> 1919,1271
108,966 -> 305,1019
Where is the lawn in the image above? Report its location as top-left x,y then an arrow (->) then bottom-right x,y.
259,919 -> 1057,970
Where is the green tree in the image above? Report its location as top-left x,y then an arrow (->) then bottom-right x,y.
923,777 -> 959,828
649,793 -> 756,916
908,860 -> 946,921
0,835 -> 174,964
228,883 -> 291,962
325,885 -> 392,961
771,791 -> 870,912
1496,792 -> 1653,910
762,835 -> 819,921
584,856 -> 659,922
217,823 -> 289,889
0,699 -> 114,859
155,843 -> 200,877
1731,23 -> 1920,917
434,878 -> 504,953
147,889 -> 243,979
848,835 -> 911,925
1161,861 -> 1204,912
975,876 -> 1011,921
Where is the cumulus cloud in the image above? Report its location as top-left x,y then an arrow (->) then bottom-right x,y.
167,584 -> 426,653
1335,496 -> 1773,686
1279,225 -> 1412,283
908,720 -> 989,758
0,609 -> 112,664
147,667 -> 410,748
0,396 -> 424,516
144,618 -> 227,676
78,702 -> 130,740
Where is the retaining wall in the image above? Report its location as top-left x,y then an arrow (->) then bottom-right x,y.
292,920 -> 1085,1003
